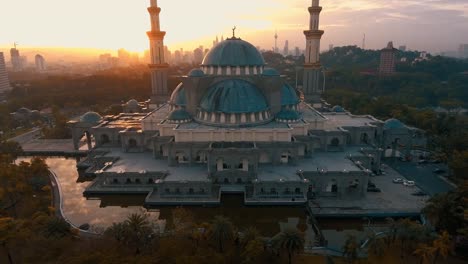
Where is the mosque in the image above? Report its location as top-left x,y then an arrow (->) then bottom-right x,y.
70,0 -> 426,206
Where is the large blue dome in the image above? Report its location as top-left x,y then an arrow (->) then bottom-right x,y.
200,79 -> 268,114
80,112 -> 102,123
281,84 -> 300,106
170,83 -> 186,106
384,118 -> 406,130
202,38 -> 265,67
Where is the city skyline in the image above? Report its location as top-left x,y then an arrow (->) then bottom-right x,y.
0,0 -> 467,54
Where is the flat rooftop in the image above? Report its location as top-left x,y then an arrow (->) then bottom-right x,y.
176,121 -> 291,130
322,112 -> 381,129
257,150 -> 363,182
100,148 -> 210,182
97,113 -> 147,130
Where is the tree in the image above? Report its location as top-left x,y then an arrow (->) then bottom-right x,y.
104,213 -> 156,255
413,243 -> 434,264
271,229 -> 304,264
0,217 -> 16,264
431,231 -> 451,264
366,233 -> 386,257
209,215 -> 234,253
342,234 -> 359,264
423,192 -> 465,234
43,217 -> 72,239
241,238 -> 264,264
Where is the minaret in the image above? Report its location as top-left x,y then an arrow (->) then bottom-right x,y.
147,0 -> 169,106
303,0 -> 324,103
274,30 -> 278,53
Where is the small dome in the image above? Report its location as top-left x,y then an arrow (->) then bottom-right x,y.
127,99 -> 139,107
332,105 -> 345,113
17,107 -> 32,114
80,112 -> 102,123
281,84 -> 300,106
188,68 -> 205,77
167,109 -> 191,121
276,109 -> 301,121
384,118 -> 406,130
200,79 -> 268,114
263,68 -> 280,76
170,83 -> 187,106
202,38 -> 265,67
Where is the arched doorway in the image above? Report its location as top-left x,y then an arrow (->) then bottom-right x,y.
101,134 -> 110,144
128,139 -> 137,148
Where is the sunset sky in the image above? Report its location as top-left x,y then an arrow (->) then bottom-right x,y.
1,0 -> 467,54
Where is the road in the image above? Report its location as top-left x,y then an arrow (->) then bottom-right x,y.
386,159 -> 455,196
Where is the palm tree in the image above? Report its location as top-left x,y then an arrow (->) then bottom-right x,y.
413,243 -> 434,264
272,229 -> 304,264
124,213 -> 154,255
432,231 -> 451,264
342,234 -> 359,264
367,233 -> 386,257
241,226 -> 260,246
210,215 -> 234,253
0,217 -> 15,264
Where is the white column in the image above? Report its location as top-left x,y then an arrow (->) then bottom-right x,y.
226,66 -> 232,75
236,66 -> 241,75
241,113 -> 247,123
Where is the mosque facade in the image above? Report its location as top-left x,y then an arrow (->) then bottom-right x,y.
69,0 -> 426,206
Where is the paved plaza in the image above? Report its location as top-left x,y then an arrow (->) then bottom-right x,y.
309,164 -> 429,217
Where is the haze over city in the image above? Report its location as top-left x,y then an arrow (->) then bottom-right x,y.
1,0 -> 468,55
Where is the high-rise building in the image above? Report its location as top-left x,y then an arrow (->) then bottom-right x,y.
329,44 -> 334,51
147,0 -> 169,107
0,52 -> 12,93
398,45 -> 407,52
379,41 -> 397,76
35,54 -> 46,72
294,47 -> 300,57
303,0 -> 324,103
283,40 -> 289,56
10,47 -> 22,72
274,31 -> 278,53
193,48 -> 204,64
459,44 -> 468,58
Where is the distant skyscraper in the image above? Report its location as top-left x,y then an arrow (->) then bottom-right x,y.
0,52 -> 12,93
283,40 -> 289,56
329,44 -> 334,51
147,0 -> 169,106
294,47 -> 300,57
274,31 -> 278,53
35,54 -> 46,72
10,46 -> 22,72
398,45 -> 407,52
379,41 -> 397,76
459,44 -> 468,58
193,48 -> 204,64
303,0 -> 324,103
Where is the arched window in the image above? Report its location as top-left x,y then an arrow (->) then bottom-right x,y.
101,134 -> 110,144
135,178 -> 141,184
128,139 -> 137,148
126,178 -> 132,184
295,188 -> 301,194
361,133 -> 369,144
113,179 -> 119,184
148,178 -> 154,184
331,138 -> 340,147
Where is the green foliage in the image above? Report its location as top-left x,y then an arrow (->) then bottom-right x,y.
209,215 -> 235,253
271,229 -> 304,264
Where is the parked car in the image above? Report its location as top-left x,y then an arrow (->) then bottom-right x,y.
418,159 -> 428,164
368,182 -> 376,188
433,168 -> 446,174
367,187 -> 382,192
412,191 -> 427,196
403,180 -> 416,187
393,178 -> 404,184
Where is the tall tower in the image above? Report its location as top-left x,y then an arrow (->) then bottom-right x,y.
0,52 -> 12,94
303,0 -> 324,103
147,0 -> 169,106
274,31 -> 278,53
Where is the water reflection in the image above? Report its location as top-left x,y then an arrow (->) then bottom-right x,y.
23,157 -> 384,250
46,157 -> 158,231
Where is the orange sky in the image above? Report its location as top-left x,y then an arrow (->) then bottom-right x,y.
1,0 -> 467,54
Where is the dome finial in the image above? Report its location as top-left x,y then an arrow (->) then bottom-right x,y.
232,26 -> 237,38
